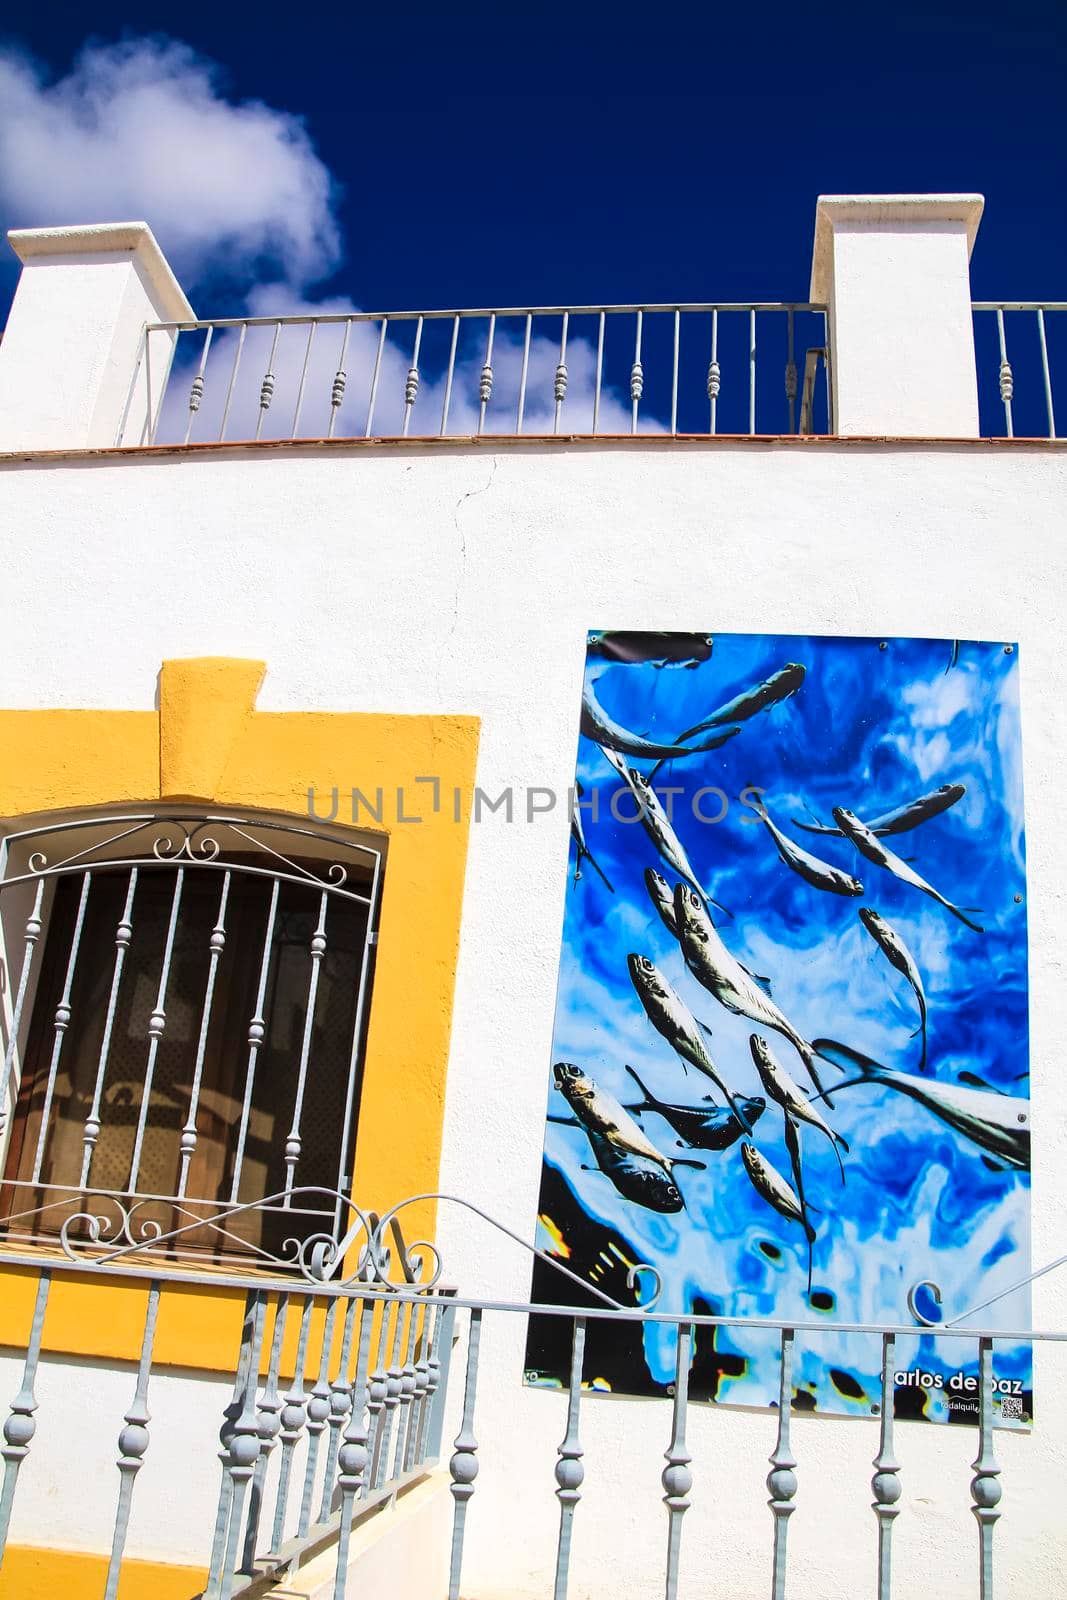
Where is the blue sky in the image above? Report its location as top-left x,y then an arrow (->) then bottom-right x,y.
1,2 -> 1064,323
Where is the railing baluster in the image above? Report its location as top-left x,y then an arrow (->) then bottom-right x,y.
270,1294 -> 314,1554
319,1294 -> 361,1524
447,1307 -> 482,1600
1036,308 -> 1056,438
478,314 -> 496,435
662,1321 -> 693,1600
553,1315 -> 586,1600
230,877 -> 280,1204
364,318 -> 388,437
218,322 -> 246,442
146,325 -> 170,446
178,871 -> 230,1200
102,1281 -> 161,1600
0,878 -> 45,1141
328,318 -> 352,439
670,310 -> 680,435
127,867 -> 185,1193
332,1298 -> 375,1600
372,1298 -> 407,1489
183,327 -> 213,445
218,1291 -> 268,1600
424,1300 -> 456,1464
296,1297 -> 339,1541
708,309 -> 720,435
80,869 -> 137,1188
971,1337 -> 1002,1600
749,306 -> 757,434
517,313 -> 532,433
592,311 -> 605,435
255,322 -> 281,441
402,317 -> 424,437
553,313 -> 569,435
291,321 -> 317,437
996,308 -> 1014,437
283,889 -> 329,1200
630,309 -> 644,434
362,1302 -> 391,1499
872,1332 -> 902,1600
767,1327 -> 797,1600
0,1270 -> 50,1564
786,307 -> 798,434
405,1301 -> 436,1470
556,312 -> 572,435
242,1293 -> 289,1573
207,1293 -> 258,1598
391,1299 -> 421,1480
440,315 -> 461,436
415,1302 -> 447,1466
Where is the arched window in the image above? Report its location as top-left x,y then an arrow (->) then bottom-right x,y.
0,808 -> 382,1265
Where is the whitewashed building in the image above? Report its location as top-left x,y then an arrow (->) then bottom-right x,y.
0,195 -> 1063,1600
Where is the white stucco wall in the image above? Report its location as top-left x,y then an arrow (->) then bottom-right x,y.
0,438 -> 1065,1598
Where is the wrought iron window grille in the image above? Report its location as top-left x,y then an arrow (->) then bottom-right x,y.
0,807 -> 383,1267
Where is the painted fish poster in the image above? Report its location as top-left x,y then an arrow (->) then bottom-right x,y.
525,631 -> 1032,1426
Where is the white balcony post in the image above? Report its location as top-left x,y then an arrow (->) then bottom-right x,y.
810,193 -> 985,437
0,222 -> 194,451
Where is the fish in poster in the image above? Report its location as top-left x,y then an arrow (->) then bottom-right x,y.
527,630 -> 1032,1427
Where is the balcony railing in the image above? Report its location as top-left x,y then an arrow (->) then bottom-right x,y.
0,1199 -> 456,1600
117,302 -> 1067,449
123,304 -> 833,448
972,304 -> 1066,437
0,1193 -> 1063,1600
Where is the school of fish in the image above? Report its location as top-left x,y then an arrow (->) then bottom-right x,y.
547,629 -> 1022,1312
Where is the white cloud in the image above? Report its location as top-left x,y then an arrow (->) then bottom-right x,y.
0,37 -> 340,291
0,35 -> 658,436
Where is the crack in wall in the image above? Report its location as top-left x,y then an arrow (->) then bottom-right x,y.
447,456 -> 499,648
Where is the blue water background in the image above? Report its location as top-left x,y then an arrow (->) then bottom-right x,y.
539,632 -> 1031,1422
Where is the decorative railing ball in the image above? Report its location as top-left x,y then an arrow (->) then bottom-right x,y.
449,1444 -> 479,1500
661,1457 -> 692,1504
971,1469 -> 1003,1513
872,1470 -> 902,1510
337,1438 -> 367,1479
2,1409 -> 36,1453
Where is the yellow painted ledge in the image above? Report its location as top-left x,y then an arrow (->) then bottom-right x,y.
159,656 -> 265,799
0,659 -> 481,1373
0,1545 -> 206,1600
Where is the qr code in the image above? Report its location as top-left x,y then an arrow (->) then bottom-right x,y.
1001,1395 -> 1023,1420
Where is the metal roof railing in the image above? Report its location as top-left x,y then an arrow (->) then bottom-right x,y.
123,302 -> 834,446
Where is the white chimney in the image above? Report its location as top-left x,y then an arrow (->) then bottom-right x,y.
810,194 -> 985,437
0,222 -> 193,451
